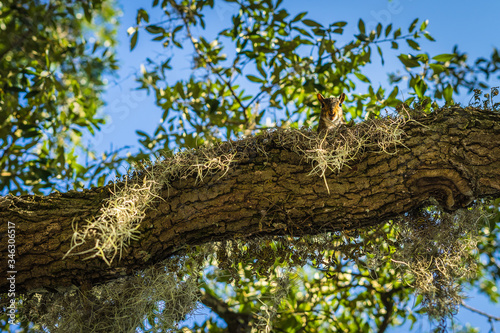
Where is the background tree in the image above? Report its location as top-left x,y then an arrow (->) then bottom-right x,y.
0,0 -> 123,195
1,0 -> 499,332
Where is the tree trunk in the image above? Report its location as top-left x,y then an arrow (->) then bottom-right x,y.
1,106 -> 499,294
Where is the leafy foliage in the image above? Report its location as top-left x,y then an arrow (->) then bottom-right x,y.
0,0 -> 123,195
132,0 -> 500,153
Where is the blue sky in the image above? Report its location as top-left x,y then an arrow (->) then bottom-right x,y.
94,0 -> 500,331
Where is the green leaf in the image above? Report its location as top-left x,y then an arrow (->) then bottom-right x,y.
423,33 -> 435,41
293,27 -> 312,38
355,34 -> 369,42
393,28 -> 401,39
358,19 -> 365,34
45,49 -> 50,68
208,99 -> 220,113
406,39 -> 420,51
291,11 -> 307,23
312,27 -> 326,37
34,168 -> 52,181
354,72 -> 370,83
420,19 -> 429,31
274,9 -> 289,22
377,46 -> 384,65
173,25 -> 183,34
388,86 -> 399,100
408,18 -> 419,33
317,62 -> 332,73
137,8 -> 149,24
418,53 -> 429,62
414,78 -> 427,98
376,23 -> 382,38
429,63 -> 445,74
130,30 -> 139,50
145,25 -> 163,34
332,21 -> 347,27
246,74 -> 264,83
398,54 -> 420,68
391,41 -> 398,49
405,96 -> 416,105
25,89 -> 41,99
24,129 -> 41,138
432,53 -> 455,62
414,294 -> 424,307
83,3 -> 92,22
303,19 -> 322,27
443,84 -> 453,103
256,64 -> 267,78
385,24 -> 392,37
489,217 -> 497,231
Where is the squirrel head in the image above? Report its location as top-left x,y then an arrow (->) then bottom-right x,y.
317,92 -> 346,121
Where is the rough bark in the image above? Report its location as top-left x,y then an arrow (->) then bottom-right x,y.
1,106 -> 499,294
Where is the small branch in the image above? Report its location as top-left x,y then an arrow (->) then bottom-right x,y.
461,300 -> 500,321
200,289 -> 254,333
318,32 -> 420,64
245,90 -> 268,110
370,33 -> 418,46
136,17 -> 180,30
0,136 -> 20,166
378,289 -> 397,333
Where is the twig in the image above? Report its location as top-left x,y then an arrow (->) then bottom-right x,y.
461,300 -> 500,321
318,32 -> 421,64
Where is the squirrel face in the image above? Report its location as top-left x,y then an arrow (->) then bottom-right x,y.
317,92 -> 346,132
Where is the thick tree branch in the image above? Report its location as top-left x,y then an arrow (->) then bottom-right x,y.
378,289 -> 397,333
200,289 -> 254,333
1,106 -> 499,294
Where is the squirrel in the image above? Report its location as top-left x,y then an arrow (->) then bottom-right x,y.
317,92 -> 346,132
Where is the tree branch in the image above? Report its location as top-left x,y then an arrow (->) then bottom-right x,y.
200,289 -> 254,333
378,289 -> 399,333
1,106 -> 499,294
461,300 -> 500,321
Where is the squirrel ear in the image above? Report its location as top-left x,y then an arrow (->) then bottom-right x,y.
339,93 -> 346,104
317,93 -> 325,104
